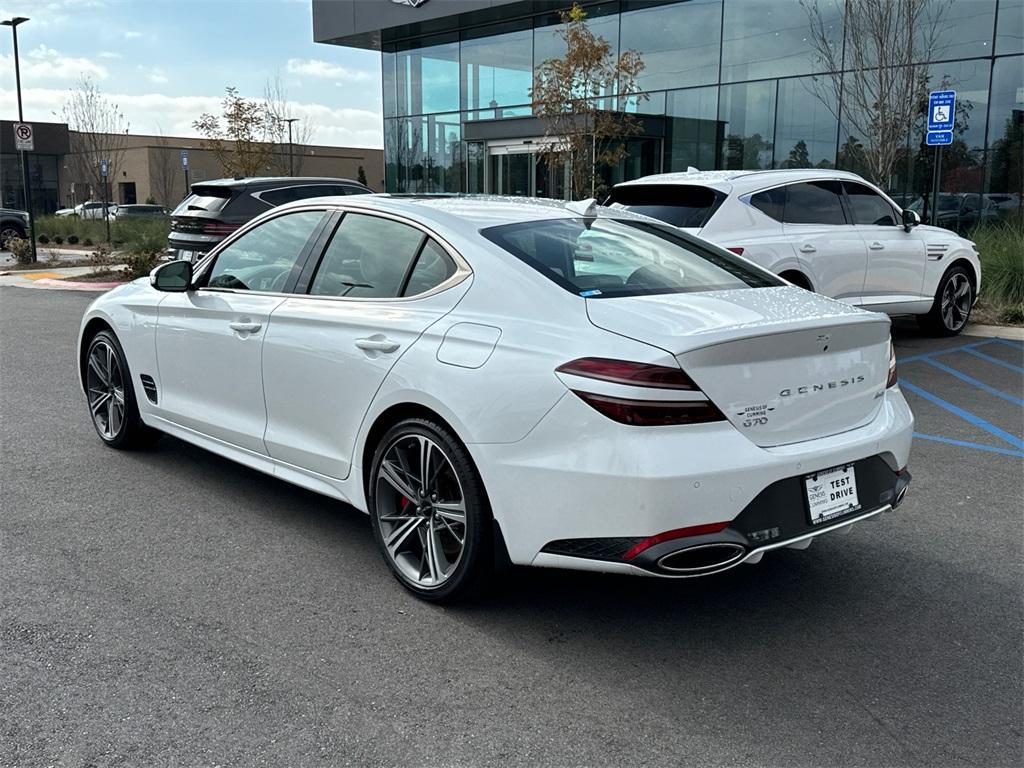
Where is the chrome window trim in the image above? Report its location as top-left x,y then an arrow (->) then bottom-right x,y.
191,202 -> 473,303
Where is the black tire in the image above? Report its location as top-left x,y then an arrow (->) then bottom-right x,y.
368,418 -> 493,603
917,265 -> 974,336
1,223 -> 25,249
780,271 -> 813,291
84,330 -> 160,450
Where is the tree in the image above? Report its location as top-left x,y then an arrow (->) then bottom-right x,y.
785,140 -> 810,169
150,126 -> 181,208
193,87 -> 274,177
531,3 -> 645,199
804,0 -> 951,187
357,165 -> 368,187
61,77 -> 130,202
263,73 -> 315,176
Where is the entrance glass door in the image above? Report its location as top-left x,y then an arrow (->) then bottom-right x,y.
486,141 -> 570,199
490,153 -> 532,196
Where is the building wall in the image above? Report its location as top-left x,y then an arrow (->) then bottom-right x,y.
373,0 -> 1023,217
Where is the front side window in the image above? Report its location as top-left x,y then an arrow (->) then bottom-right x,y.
309,213 -> 425,299
205,210 -> 325,292
844,182 -> 898,226
482,217 -> 780,298
782,181 -> 847,225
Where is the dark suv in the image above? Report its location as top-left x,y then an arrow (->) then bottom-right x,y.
1,207 -> 29,249
169,177 -> 372,261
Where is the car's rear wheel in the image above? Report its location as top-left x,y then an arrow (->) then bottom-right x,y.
918,265 -> 973,336
368,418 -> 492,602
85,330 -> 159,449
1,224 -> 25,249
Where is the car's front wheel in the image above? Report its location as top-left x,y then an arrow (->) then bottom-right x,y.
368,418 -> 492,602
918,265 -> 974,336
0,223 -> 25,249
84,330 -> 159,449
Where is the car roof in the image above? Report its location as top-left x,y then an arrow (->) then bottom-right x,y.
193,177 -> 366,191
615,168 -> 869,193
275,194 -> 655,230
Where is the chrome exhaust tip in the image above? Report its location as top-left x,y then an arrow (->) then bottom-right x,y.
657,542 -> 747,574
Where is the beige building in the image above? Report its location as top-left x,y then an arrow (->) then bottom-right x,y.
52,129 -> 383,210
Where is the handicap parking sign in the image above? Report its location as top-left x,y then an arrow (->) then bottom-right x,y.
928,90 -> 956,132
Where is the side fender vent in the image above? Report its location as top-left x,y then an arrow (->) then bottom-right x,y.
140,374 -> 158,404
926,243 -> 949,261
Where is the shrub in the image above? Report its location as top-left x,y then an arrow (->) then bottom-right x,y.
122,250 -> 161,280
88,244 -> 113,269
83,238 -> 94,247
971,217 -> 1024,311
67,234 -> 80,245
53,235 -> 64,245
37,233 -> 50,244
7,237 -> 34,264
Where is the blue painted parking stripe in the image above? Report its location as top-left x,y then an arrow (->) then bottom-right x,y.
897,339 -> 995,363
993,338 -> 1024,350
963,348 -> 1024,374
913,432 -> 1024,459
898,379 -> 1024,450
922,358 -> 1024,406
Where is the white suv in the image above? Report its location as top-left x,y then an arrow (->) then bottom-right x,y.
606,169 -> 982,336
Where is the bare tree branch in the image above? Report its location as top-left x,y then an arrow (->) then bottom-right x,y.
61,77 -> 130,201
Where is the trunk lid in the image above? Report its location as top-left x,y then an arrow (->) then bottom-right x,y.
586,286 -> 891,447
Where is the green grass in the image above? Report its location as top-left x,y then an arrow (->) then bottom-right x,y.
969,216 -> 1024,324
35,215 -> 170,256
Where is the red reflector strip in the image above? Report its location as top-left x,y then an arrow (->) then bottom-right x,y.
623,521 -> 732,560
573,391 -> 726,426
726,246 -> 744,255
204,222 -> 241,235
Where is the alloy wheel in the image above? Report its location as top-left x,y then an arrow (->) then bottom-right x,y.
941,272 -> 971,332
0,227 -> 21,247
374,434 -> 468,589
86,341 -> 127,440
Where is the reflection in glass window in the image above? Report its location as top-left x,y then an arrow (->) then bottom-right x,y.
844,182 -> 898,226
207,211 -> 325,292
985,55 -> 1023,208
620,0 -> 721,91
927,0 -> 996,60
310,214 -> 424,299
719,81 -> 776,169
665,86 -> 719,171
783,181 -> 847,225
403,240 -> 457,296
534,4 -> 619,107
396,38 -> 460,116
774,77 -> 838,169
461,24 -> 533,117
384,114 -> 463,194
722,0 -> 843,82
382,50 -> 398,119
996,0 -> 1024,54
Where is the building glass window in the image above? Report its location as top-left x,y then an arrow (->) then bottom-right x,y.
774,76 -> 838,168
927,0 -> 997,61
985,55 -> 1023,214
719,80 -> 777,169
620,0 -> 722,91
721,0 -> 843,83
382,50 -> 398,119
996,0 -> 1024,54
665,86 -> 720,171
396,37 -> 460,116
534,2 -> 619,106
385,113 -> 463,194
461,24 -> 533,118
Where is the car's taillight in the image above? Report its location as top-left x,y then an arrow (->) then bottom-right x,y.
726,246 -> 744,255
887,341 -> 898,388
622,521 -> 732,560
203,221 -> 241,236
556,357 -> 725,426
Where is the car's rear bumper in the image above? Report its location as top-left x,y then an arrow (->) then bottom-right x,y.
470,387 -> 914,572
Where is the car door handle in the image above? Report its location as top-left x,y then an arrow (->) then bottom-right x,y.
229,321 -> 262,333
868,241 -> 885,250
799,244 -> 817,254
355,337 -> 401,353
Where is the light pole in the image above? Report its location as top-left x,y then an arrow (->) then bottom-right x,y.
282,117 -> 299,177
2,16 -> 36,262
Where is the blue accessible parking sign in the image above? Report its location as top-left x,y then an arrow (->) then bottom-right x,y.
926,90 -> 956,146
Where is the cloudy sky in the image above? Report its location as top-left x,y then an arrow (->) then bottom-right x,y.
0,0 -> 384,147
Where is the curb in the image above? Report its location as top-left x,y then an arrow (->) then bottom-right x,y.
963,323 -> 1024,341
32,278 -> 125,291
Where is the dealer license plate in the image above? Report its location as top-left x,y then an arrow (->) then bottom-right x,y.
804,464 -> 860,525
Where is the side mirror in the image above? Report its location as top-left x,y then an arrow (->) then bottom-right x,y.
902,209 -> 921,231
150,259 -> 193,292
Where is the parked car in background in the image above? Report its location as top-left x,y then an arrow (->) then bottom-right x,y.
168,177 -> 373,262
78,195 -> 912,602
109,204 -> 170,221
985,192 -> 1021,212
605,169 -> 982,336
56,201 -> 117,219
907,193 -> 1000,234
0,207 -> 29,248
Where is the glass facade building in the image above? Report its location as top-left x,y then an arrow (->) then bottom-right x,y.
319,0 -> 1023,213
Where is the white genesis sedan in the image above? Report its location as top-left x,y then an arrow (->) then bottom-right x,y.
78,195 -> 914,601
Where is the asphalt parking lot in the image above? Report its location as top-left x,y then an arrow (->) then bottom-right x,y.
1,287 -> 1021,768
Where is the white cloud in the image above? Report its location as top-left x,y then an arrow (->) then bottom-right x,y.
123,30 -> 141,39
0,86 -> 384,149
286,58 -> 373,82
98,51 -> 122,59
137,65 -> 168,84
0,45 -> 107,82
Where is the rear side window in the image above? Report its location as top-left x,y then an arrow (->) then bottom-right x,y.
750,187 -> 786,222
606,184 -> 725,228
309,213 -> 425,299
403,239 -> 456,296
843,181 -> 898,226
342,184 -> 372,195
482,217 -> 780,298
782,181 -> 847,225
260,185 -> 350,207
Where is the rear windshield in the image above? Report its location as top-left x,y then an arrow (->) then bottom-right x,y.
172,186 -> 233,215
481,217 -> 780,298
605,184 -> 725,228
